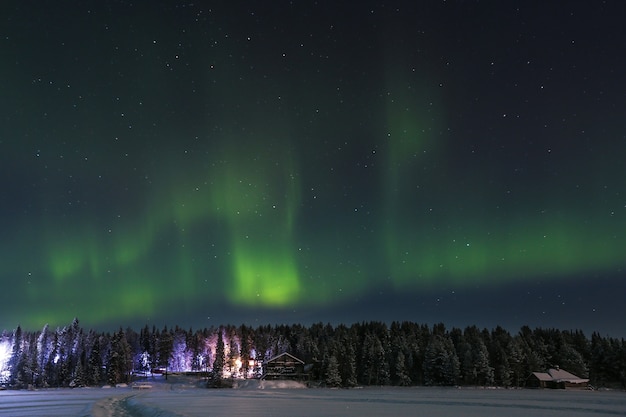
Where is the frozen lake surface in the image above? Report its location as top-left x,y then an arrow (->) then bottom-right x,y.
1,380 -> 625,417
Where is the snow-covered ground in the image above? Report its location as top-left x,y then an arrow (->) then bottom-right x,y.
1,380 -> 625,417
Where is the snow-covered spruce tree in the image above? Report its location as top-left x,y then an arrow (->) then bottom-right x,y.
443,339 -> 460,385
227,335 -> 239,376
488,326 -> 514,387
105,336 -> 118,386
43,332 -> 59,387
395,351 -> 411,386
508,336 -> 526,387
495,350 -> 512,387
157,327 -> 174,379
8,326 -> 24,388
458,326 -> 493,386
87,335 -> 103,386
390,322 -> 411,386
138,325 -> 151,375
188,331 -> 203,372
473,339 -> 494,386
106,330 -> 132,385
72,347 -> 87,388
171,329 -> 188,372
558,343 -> 589,379
24,333 -> 40,388
360,332 -> 390,385
423,334 -> 459,386
239,324 -> 252,378
35,325 -> 50,387
325,355 -> 342,387
340,336 -> 358,387
209,328 -> 225,387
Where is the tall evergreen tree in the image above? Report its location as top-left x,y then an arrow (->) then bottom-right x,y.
489,326 -> 514,387
106,330 -> 132,385
325,355 -> 342,387
73,346 -> 87,388
36,325 -> 50,387
210,328 -> 225,386
423,334 -> 459,386
340,335 -> 358,387
228,336 -> 239,376
24,333 -> 40,387
87,335 -> 103,386
8,326 -> 24,388
395,351 -> 411,386
158,327 -> 174,379
239,325 -> 251,378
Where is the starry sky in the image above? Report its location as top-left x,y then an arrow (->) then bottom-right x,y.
1,1 -> 625,336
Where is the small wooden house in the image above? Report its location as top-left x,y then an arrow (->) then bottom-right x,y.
527,367 -> 589,389
261,352 -> 306,380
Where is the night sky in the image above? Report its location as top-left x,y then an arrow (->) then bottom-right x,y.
2,1 -> 625,336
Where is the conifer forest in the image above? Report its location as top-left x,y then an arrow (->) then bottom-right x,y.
1,319 -> 624,390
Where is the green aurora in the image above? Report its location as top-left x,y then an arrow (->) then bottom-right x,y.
4,103 -> 624,329
1,1 -> 625,333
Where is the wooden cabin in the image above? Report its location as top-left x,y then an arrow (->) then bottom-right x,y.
261,352 -> 307,380
527,367 -> 589,389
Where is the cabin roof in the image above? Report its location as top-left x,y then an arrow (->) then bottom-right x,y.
530,368 -> 589,383
265,352 -> 305,365
547,368 -> 587,382
531,372 -> 553,382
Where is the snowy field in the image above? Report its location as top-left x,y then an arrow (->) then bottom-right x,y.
1,380 -> 625,417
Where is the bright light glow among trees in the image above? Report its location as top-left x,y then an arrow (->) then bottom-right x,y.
0,337 -> 11,383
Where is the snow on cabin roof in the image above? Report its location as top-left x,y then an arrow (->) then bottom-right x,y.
548,368 -> 583,381
265,352 -> 305,364
532,372 -> 553,382
531,368 -> 588,383
547,368 -> 588,383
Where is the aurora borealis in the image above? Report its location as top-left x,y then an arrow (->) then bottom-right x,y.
1,1 -> 625,335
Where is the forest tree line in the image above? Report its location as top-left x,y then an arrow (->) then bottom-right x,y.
1,319 -> 625,389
